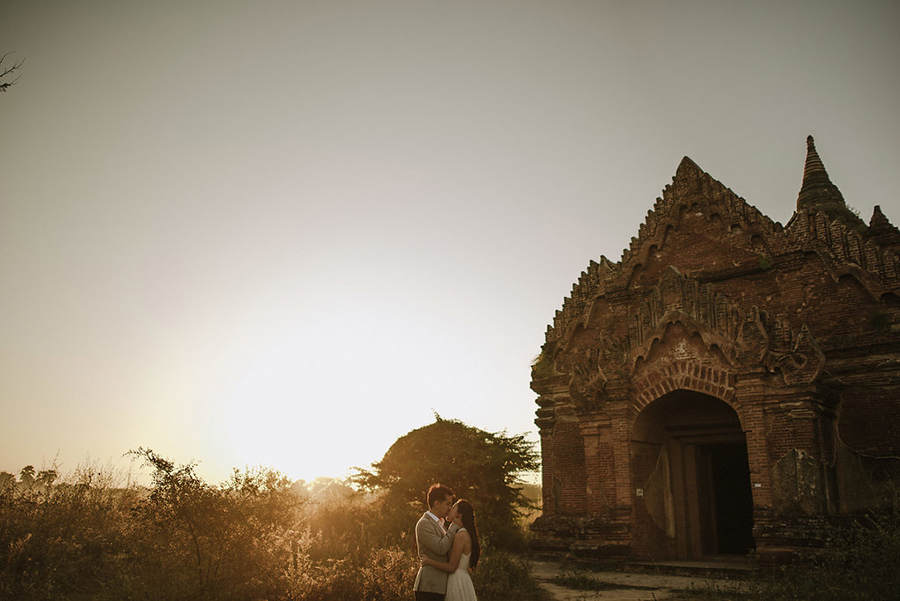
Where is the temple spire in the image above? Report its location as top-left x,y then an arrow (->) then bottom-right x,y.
867,205 -> 900,247
797,135 -> 845,212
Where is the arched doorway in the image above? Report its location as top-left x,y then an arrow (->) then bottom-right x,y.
632,389 -> 754,559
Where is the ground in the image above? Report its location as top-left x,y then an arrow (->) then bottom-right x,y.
529,559 -> 750,601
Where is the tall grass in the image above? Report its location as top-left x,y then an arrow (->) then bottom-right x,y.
668,503 -> 900,601
745,507 -> 900,600
0,453 -> 547,600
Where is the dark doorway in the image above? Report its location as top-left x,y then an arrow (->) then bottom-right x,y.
633,390 -> 756,560
703,442 -> 754,555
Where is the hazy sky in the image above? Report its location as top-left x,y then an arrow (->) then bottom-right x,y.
2,1 -> 898,485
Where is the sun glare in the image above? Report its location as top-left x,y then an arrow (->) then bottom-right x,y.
213,293 -> 480,482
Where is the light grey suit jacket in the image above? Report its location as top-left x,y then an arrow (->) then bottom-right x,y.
413,513 -> 460,594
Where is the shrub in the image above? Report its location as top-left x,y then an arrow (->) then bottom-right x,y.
748,507 -> 900,600
0,462 -> 136,600
1,451 -> 549,600
359,547 -> 418,601
126,448 -> 305,600
471,543 -> 549,601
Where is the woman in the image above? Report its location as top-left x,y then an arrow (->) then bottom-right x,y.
421,499 -> 480,601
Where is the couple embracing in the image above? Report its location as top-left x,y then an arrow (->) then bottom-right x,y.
413,483 -> 480,601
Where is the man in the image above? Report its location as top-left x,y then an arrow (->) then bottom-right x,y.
414,483 -> 460,601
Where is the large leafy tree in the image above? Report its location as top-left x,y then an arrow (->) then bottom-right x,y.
354,416 -> 539,550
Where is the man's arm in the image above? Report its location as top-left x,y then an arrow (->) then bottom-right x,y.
416,518 -> 460,557
421,529 -> 469,573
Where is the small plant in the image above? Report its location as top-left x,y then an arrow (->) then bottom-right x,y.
676,504 -> 900,600
873,310 -> 892,332
471,543 -> 549,600
550,566 -> 621,591
669,578 -> 753,600
531,350 -> 555,379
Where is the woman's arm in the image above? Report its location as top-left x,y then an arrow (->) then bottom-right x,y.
416,516 -> 458,557
421,530 -> 469,573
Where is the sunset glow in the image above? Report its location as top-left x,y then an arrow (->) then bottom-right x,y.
2,1 -> 898,485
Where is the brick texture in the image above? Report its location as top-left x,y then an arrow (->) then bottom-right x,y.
530,139 -> 900,565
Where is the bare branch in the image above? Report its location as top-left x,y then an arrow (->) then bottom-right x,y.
0,52 -> 25,92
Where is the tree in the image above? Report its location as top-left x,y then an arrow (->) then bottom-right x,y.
0,52 -> 24,92
18,465 -> 35,488
354,416 -> 540,550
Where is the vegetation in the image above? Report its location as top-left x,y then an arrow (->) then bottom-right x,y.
8,422 -> 896,600
535,505 -> 900,601
0,51 -> 24,92
664,504 -> 900,601
549,567 -> 625,592
353,416 -> 541,551
531,344 -> 556,380
0,419 -> 546,600
743,507 -> 900,601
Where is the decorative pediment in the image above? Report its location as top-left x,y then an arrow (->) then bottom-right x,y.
618,158 -> 781,289
546,159 -> 781,345
626,268 -> 742,366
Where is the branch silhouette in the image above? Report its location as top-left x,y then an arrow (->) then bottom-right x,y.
0,52 -> 25,92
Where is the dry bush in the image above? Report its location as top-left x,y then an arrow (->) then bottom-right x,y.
1,451 -> 548,600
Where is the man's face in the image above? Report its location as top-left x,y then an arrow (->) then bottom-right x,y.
431,495 -> 453,519
446,502 -> 459,523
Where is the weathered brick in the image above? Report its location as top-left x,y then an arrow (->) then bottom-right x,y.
530,138 -> 900,566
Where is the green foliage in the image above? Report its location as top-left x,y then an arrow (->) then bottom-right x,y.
531,342 -> 557,380
354,416 -> 540,550
532,351 -> 554,379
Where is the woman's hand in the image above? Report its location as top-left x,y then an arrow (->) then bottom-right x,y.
420,555 -> 434,568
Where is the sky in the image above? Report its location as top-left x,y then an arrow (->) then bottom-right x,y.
2,1 -> 899,486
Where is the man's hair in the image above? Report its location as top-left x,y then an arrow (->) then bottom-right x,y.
426,483 -> 454,508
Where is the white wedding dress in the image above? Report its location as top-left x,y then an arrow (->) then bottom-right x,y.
444,529 -> 477,601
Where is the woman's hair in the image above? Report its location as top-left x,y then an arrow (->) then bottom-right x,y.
454,499 -> 480,569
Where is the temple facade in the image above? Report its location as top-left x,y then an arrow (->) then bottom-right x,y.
530,137 -> 900,565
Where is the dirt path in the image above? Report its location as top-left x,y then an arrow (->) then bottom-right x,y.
529,560 -> 748,601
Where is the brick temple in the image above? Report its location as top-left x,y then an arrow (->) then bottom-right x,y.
530,137 -> 900,565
